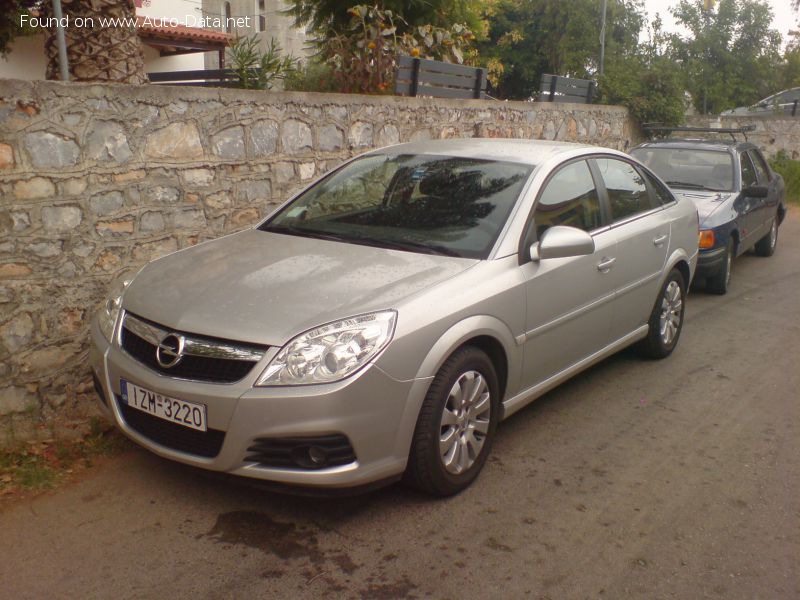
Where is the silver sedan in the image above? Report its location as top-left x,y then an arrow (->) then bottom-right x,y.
90,139 -> 699,495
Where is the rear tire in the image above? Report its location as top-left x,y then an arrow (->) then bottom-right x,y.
706,239 -> 733,295
405,346 -> 499,496
754,217 -> 778,257
638,268 -> 686,359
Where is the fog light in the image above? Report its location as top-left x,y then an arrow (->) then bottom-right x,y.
308,446 -> 328,466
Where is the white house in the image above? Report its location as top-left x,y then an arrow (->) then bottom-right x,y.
0,0 -> 227,80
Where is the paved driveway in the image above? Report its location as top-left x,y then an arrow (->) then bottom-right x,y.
2,213 -> 798,600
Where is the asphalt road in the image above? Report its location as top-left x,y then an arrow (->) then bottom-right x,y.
2,212 -> 798,600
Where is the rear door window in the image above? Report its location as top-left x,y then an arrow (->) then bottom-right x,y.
740,153 -> 757,188
748,150 -> 771,184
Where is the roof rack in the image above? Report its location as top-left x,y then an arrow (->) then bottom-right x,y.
642,124 -> 756,142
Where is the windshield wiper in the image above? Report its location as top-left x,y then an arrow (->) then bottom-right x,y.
261,224 -> 350,243
353,236 -> 463,257
664,180 -> 719,191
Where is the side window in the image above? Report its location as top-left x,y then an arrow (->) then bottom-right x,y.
640,169 -> 674,206
595,158 -> 653,221
534,160 -> 602,237
740,153 -> 757,188
749,150 -> 771,184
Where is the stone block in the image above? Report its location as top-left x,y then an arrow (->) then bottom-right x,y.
181,168 -> 214,187
173,209 -> 206,229
252,120 -> 278,156
86,121 -> 133,163
0,312 -> 34,352
0,263 -> 31,279
0,386 -> 33,416
348,122 -> 373,148
133,237 -> 178,262
89,191 -> 125,215
28,240 -> 62,258
14,177 -> 55,199
0,143 -> 14,169
42,205 -> 82,231
376,124 -> 400,147
212,126 -> 246,159
23,131 -> 80,168
140,211 -> 165,232
318,124 -> 344,151
282,119 -> 313,153
144,122 -> 203,159
96,218 -> 134,237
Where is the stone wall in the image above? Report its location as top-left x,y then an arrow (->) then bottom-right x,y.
685,115 -> 800,159
0,79 -> 637,444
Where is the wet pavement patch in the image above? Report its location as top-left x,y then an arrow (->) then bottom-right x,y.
205,510 -> 324,564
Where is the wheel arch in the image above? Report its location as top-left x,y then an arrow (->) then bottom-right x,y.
392,316 -> 518,464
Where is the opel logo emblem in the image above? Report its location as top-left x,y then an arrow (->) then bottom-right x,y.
156,333 -> 184,368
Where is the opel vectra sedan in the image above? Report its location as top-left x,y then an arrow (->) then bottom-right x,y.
90,140 -> 698,496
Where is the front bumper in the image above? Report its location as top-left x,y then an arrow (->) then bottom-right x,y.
696,246 -> 727,278
89,316 -> 427,489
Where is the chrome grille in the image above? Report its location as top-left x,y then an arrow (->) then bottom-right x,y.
120,312 -> 267,384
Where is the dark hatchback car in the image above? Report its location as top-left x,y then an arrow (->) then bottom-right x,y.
631,130 -> 786,294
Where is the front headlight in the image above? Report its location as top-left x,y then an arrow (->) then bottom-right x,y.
97,277 -> 131,342
256,310 -> 397,386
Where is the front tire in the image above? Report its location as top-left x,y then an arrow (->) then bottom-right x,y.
754,217 -> 778,257
405,346 -> 499,496
706,239 -> 733,295
638,268 -> 686,359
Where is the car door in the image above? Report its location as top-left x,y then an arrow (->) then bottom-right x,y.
518,159 -> 616,390
736,151 -> 763,247
748,149 -> 779,231
592,157 -> 670,342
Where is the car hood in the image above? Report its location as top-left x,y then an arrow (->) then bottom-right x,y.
671,189 -> 735,225
123,229 -> 477,345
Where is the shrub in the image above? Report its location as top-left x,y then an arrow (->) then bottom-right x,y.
320,5 -> 475,95
284,60 -> 339,93
227,35 -> 299,90
770,150 -> 800,203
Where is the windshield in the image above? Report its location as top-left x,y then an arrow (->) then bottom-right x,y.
259,154 -> 533,259
630,147 -> 734,192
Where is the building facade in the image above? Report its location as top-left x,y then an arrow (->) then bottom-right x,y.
201,0 -> 309,69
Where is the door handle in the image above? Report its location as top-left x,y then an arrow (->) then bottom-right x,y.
597,257 -> 616,271
653,234 -> 668,247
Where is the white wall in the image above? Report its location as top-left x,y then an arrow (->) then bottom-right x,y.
0,35 -> 47,81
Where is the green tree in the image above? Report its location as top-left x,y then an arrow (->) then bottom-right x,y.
285,0 -> 487,40
1,0 -> 37,56
599,16 -> 686,125
477,0 -> 643,100
670,0 -> 782,114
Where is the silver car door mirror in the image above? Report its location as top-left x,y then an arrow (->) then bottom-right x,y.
530,225 -> 596,262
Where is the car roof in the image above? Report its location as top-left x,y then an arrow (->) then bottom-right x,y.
632,138 -> 756,153
366,138 -> 600,166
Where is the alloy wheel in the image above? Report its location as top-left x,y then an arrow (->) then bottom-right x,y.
439,371 -> 491,475
659,280 -> 682,346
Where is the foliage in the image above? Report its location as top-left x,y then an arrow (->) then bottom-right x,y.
476,0 -> 643,100
770,151 -> 800,203
320,5 -> 476,94
0,0 -> 39,57
598,16 -> 685,126
227,36 -> 299,90
1,418 -> 129,498
285,0 -> 488,41
284,60 -> 339,93
670,0 -> 782,114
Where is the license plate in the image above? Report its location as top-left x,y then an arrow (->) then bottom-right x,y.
120,379 -> 207,432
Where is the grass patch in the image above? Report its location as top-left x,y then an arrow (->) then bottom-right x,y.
0,418 -> 130,498
769,151 -> 800,204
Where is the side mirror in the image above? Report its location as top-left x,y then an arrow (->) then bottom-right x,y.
530,226 -> 595,262
743,185 -> 768,198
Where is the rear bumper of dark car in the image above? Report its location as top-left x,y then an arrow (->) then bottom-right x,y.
696,246 -> 727,278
